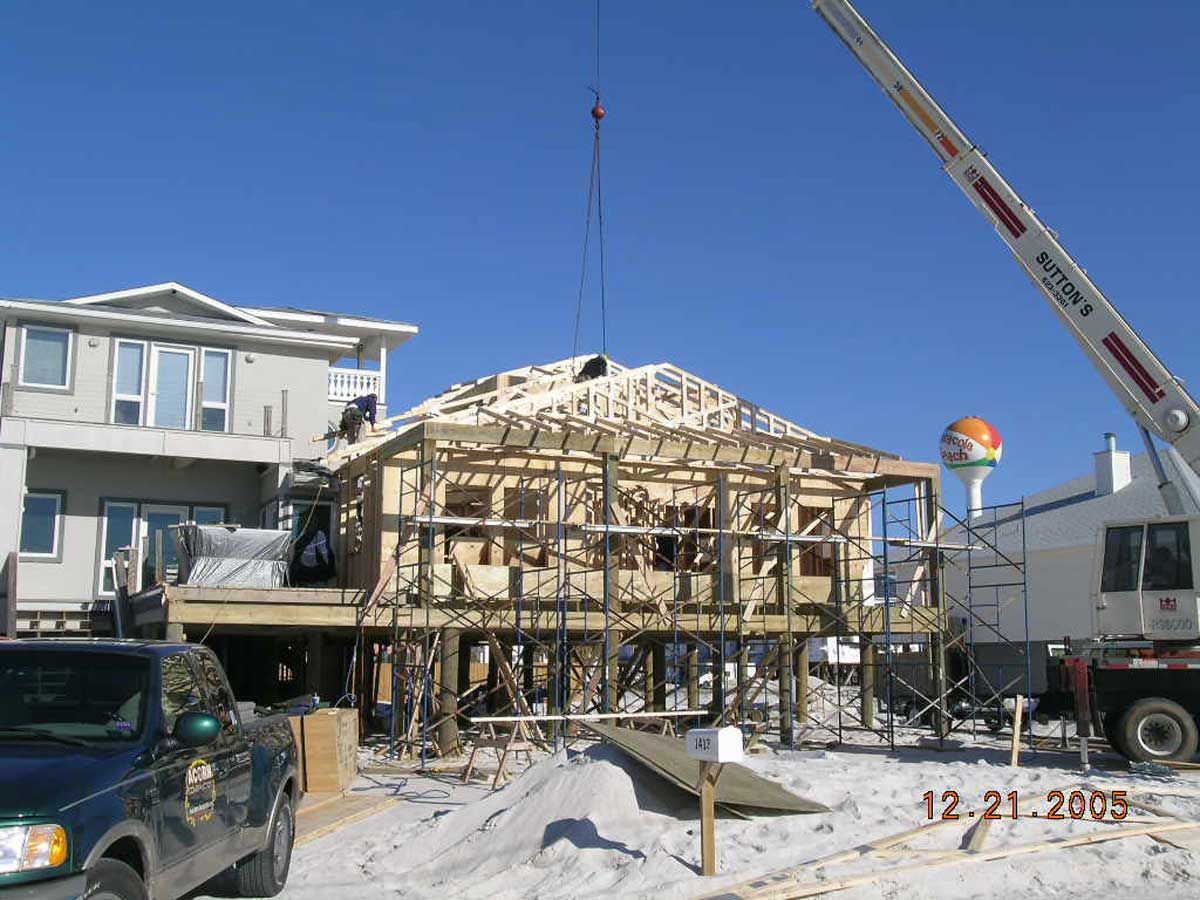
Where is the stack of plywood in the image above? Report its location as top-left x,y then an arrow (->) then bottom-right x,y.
291,708 -> 359,794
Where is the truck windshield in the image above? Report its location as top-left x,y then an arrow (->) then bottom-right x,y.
0,651 -> 150,743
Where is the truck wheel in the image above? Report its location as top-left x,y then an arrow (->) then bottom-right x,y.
1119,698 -> 1199,762
237,794 -> 294,897
86,859 -> 149,900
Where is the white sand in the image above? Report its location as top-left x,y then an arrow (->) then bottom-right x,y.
255,738 -> 1200,900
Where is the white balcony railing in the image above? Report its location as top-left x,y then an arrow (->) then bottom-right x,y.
328,367 -> 382,403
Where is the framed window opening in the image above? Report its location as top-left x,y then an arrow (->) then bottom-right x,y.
111,339 -> 148,426
200,348 -> 232,433
20,490 -> 65,559
18,325 -> 73,390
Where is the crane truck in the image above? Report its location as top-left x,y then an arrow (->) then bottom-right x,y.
814,0 -> 1200,762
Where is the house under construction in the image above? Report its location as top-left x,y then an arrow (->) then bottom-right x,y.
146,356 -> 1027,757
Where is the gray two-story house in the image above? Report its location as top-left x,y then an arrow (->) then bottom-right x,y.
0,282 -> 416,634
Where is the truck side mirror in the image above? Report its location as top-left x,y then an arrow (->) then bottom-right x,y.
173,712 -> 221,748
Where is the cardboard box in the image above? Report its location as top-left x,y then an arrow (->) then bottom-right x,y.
298,708 -> 359,794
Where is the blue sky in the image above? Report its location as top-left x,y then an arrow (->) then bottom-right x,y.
2,1 -> 1197,512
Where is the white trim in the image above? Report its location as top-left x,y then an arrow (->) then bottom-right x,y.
110,338 -> 148,426
99,500 -> 139,596
17,324 -> 73,390
242,307 -> 418,334
332,316 -> 419,334
0,300 -> 359,352
20,490 -> 62,558
148,344 -> 196,430
65,282 -> 275,327
199,347 -> 232,433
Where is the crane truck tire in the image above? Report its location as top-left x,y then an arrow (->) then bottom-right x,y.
1118,698 -> 1199,762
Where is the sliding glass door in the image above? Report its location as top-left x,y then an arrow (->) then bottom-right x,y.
141,504 -> 189,587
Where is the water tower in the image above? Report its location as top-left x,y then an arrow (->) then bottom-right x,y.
940,416 -> 1003,519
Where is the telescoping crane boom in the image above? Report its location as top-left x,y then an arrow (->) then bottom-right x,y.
813,0 -> 1200,514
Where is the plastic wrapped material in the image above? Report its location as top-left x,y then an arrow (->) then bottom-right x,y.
176,524 -> 292,588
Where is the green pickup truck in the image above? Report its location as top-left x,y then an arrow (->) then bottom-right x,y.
0,639 -> 301,900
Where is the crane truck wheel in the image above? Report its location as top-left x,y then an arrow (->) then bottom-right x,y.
1118,698 -> 1199,762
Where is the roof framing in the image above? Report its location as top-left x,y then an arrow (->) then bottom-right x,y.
329,356 -> 934,485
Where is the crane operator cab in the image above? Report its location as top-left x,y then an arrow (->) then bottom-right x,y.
1095,517 -> 1198,642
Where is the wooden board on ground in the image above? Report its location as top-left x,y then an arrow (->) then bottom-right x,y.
295,793 -> 394,847
300,708 -> 359,794
582,723 -> 828,816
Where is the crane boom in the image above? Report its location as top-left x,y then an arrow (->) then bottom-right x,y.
813,0 -> 1200,486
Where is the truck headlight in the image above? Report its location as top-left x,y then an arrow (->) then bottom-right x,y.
0,825 -> 68,874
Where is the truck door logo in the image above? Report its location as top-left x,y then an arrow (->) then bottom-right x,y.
1160,597 -> 1178,611
185,759 -> 216,826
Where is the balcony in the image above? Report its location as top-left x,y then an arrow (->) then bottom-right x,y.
328,367 -> 382,403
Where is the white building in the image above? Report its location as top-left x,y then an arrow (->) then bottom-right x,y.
0,282 -> 416,634
944,433 -> 1168,691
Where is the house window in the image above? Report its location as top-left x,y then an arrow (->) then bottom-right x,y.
20,490 -> 64,558
100,501 -> 138,594
97,501 -> 231,595
19,325 -> 72,389
200,349 -> 231,432
193,506 -> 226,525
112,340 -> 148,425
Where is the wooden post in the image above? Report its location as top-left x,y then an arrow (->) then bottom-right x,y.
486,641 -> 500,713
709,644 -> 725,718
602,453 -> 622,714
860,641 -> 876,728
305,632 -> 323,697
778,636 -> 795,745
642,640 -> 655,712
438,628 -> 461,756
548,639 -> 561,716
716,475 -> 741,723
921,477 -> 950,737
153,530 -> 165,585
687,644 -> 700,720
698,761 -> 725,876
457,638 -> 473,711
1010,694 -> 1024,767
652,642 -> 667,711
795,639 -> 809,724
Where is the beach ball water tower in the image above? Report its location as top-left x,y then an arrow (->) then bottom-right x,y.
939,416 -> 1003,519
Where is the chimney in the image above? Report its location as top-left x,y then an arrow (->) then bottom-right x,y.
1094,432 -> 1132,496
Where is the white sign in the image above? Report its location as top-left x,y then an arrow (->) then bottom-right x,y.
686,727 -> 743,764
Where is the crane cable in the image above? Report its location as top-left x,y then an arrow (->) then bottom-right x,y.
570,0 -> 609,373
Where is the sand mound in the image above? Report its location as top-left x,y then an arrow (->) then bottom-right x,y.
359,745 -> 692,894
